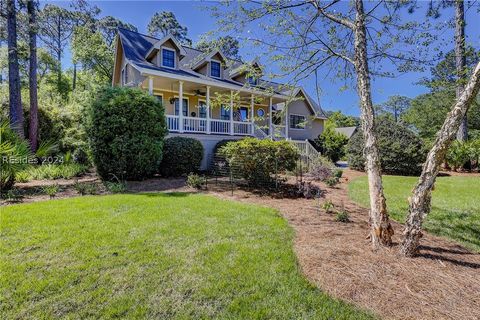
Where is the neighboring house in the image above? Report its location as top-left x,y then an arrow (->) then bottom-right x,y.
112,28 -> 327,168
334,126 -> 358,139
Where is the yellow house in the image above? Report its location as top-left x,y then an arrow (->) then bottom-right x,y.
112,28 -> 326,167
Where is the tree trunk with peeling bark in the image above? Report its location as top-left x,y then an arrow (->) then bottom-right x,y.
455,0 -> 468,141
353,0 -> 394,248
401,60 -> 480,257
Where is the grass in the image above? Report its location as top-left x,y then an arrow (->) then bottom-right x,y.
15,163 -> 88,182
0,193 -> 374,319
348,175 -> 480,252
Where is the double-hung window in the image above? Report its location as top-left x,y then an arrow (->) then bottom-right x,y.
198,101 -> 207,118
220,105 -> 230,120
247,75 -> 257,86
210,61 -> 221,78
174,98 -> 188,116
162,48 -> 175,68
289,114 -> 306,129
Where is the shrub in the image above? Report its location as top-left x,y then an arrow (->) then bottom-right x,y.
325,177 -> 339,188
315,124 -> 348,163
333,169 -> 343,179
87,87 -> 167,181
17,164 -> 88,181
221,138 -> 299,187
447,139 -> 480,171
335,210 -> 350,223
307,156 -> 335,181
42,184 -> 60,198
104,181 -> 127,193
0,121 -> 31,190
322,200 -> 335,214
1,189 -> 24,203
73,182 -> 98,195
347,117 -> 427,176
160,137 -> 204,177
187,173 -> 204,189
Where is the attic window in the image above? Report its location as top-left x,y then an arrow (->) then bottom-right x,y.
210,61 -> 221,78
247,75 -> 257,86
162,48 -> 175,68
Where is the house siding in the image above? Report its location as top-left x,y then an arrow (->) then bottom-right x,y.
287,97 -> 324,140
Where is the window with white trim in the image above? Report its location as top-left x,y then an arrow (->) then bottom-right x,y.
162,48 -> 175,68
220,105 -> 230,120
155,95 -> 163,105
198,101 -> 207,118
174,98 -> 188,116
289,114 -> 306,129
210,61 -> 221,78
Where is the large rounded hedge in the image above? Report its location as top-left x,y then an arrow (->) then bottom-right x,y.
347,117 -> 427,176
159,137 -> 204,177
87,87 -> 166,180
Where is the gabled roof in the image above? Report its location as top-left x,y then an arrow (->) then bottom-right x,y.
190,50 -> 228,71
144,34 -> 187,60
229,59 -> 262,78
335,126 -> 358,139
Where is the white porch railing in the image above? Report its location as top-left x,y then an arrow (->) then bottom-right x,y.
289,139 -> 320,161
233,121 -> 251,135
167,115 -> 253,136
210,119 -> 230,134
272,125 -> 287,140
167,115 -> 180,131
183,117 -> 207,133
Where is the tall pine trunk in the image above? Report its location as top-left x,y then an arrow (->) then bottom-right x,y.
353,0 -> 393,248
401,61 -> 480,256
27,0 -> 39,152
6,0 -> 24,137
455,0 -> 468,141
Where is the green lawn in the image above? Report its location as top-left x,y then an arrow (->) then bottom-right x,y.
348,175 -> 480,251
0,193 -> 374,319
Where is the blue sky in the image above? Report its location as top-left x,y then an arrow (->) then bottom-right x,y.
45,0 -> 480,116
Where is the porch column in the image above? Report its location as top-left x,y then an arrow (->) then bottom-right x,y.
285,102 -> 289,138
148,76 -> 153,95
179,81 -> 184,133
250,94 -> 255,136
229,90 -> 234,135
269,97 -> 273,139
206,86 -> 211,134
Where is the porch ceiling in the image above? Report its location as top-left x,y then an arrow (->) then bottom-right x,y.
142,76 -> 286,104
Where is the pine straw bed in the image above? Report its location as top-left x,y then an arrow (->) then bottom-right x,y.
206,170 -> 480,320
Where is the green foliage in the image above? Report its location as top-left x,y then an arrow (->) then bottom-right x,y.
221,138 -> 299,186
71,26 -> 114,82
17,164 -> 88,181
195,35 -> 240,59
348,117 -> 427,176
315,123 -> 348,163
335,210 -> 350,223
376,95 -> 411,122
325,177 -> 340,188
186,173 -> 204,189
104,181 -> 127,194
326,111 -> 360,127
1,188 -> 24,203
0,121 -> 31,190
160,137 -> 204,177
322,200 -> 335,214
147,11 -> 192,45
447,139 -> 480,171
42,184 -> 60,198
73,182 -> 98,195
87,87 -> 167,181
333,169 -> 343,179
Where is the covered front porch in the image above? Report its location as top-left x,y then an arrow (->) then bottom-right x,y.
141,75 -> 289,138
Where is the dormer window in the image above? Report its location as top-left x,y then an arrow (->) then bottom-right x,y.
210,61 -> 221,78
247,75 -> 257,86
162,48 -> 175,68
